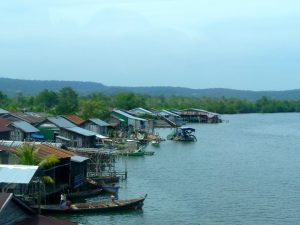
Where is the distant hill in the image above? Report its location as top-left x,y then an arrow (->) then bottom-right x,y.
0,77 -> 300,100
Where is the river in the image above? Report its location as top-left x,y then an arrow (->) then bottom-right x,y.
60,113 -> 300,225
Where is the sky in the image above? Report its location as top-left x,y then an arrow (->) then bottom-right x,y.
0,0 -> 300,91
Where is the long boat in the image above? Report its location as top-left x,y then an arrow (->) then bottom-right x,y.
31,195 -> 147,214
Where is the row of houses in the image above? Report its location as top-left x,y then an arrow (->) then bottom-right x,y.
0,107 -> 221,148
0,108 -> 142,148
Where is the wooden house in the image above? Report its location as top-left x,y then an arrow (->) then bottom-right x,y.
59,127 -> 98,148
9,121 -> 40,141
111,109 -> 148,133
37,116 -> 76,141
0,144 -> 89,195
35,144 -> 89,190
179,108 -> 221,123
81,118 -> 110,136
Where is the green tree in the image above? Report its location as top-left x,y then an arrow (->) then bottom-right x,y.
16,143 -> 59,184
0,91 -> 9,107
79,99 -> 110,120
113,92 -> 146,110
35,89 -> 58,112
56,87 -> 79,114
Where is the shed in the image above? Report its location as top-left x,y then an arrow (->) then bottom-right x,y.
0,164 -> 38,194
9,121 -> 40,141
111,109 -> 148,132
70,156 -> 89,188
0,164 -> 38,184
179,108 -> 221,123
37,116 -> 76,141
59,127 -> 97,148
35,144 -> 89,189
81,118 -> 111,136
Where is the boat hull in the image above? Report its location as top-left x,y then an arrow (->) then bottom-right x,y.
31,196 -> 146,214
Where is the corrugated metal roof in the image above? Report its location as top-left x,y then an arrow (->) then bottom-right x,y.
12,121 -> 39,133
9,112 -> 45,124
65,127 -> 97,137
71,155 -> 89,163
36,144 -> 76,159
0,165 -> 38,184
64,115 -> 85,126
0,108 -> 9,114
113,109 -> 147,121
129,108 -> 155,115
159,110 -> 180,117
89,118 -> 110,127
0,118 -> 10,127
47,117 -> 76,128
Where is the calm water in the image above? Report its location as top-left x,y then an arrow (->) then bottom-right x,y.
61,113 -> 300,225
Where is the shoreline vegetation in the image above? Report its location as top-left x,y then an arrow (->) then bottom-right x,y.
1,87 -> 300,118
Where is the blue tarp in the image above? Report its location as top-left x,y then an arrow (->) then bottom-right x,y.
31,133 -> 44,139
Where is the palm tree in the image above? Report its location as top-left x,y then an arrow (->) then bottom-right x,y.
16,143 -> 59,184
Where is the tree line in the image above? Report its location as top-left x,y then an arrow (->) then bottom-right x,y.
1,87 -> 300,119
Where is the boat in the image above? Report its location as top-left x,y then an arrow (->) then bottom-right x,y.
167,127 -> 197,142
151,140 -> 160,147
101,184 -> 120,195
88,175 -> 120,183
116,145 -> 154,156
31,195 -> 147,214
87,178 -> 120,195
66,188 -> 103,200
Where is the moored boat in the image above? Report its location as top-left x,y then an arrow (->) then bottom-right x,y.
151,140 -> 160,147
167,127 -> 197,142
101,184 -> 120,195
66,188 -> 103,200
31,195 -> 147,214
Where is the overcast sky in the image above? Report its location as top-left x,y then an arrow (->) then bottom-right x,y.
1,0 -> 299,90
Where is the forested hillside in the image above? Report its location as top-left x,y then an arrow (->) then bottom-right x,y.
1,77 -> 300,100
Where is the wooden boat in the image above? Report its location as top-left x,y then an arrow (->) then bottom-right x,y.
101,184 -> 120,195
89,175 -> 120,183
117,148 -> 145,156
116,145 -> 154,156
87,178 -> 120,195
66,188 -> 103,200
31,195 -> 147,214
